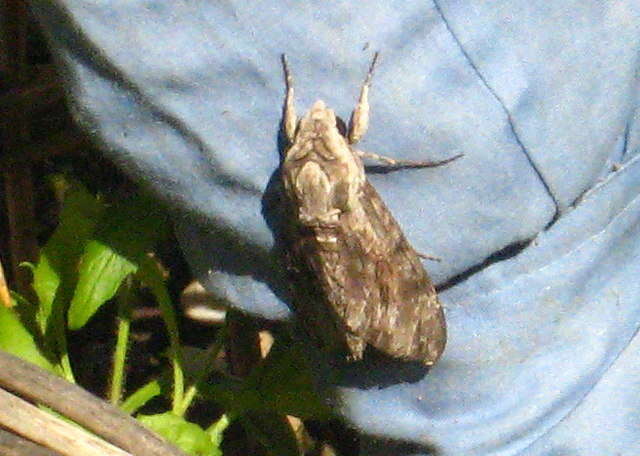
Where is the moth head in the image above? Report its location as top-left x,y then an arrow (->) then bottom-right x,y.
296,100 -> 348,138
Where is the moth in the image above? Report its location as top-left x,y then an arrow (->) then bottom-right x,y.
278,53 -> 457,365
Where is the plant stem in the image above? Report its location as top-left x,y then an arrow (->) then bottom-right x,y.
207,413 -> 233,447
156,290 -> 183,413
138,256 -> 184,413
109,278 -> 132,405
121,380 -> 161,414
175,326 -> 227,417
52,304 -> 75,383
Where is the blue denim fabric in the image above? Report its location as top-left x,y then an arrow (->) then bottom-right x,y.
29,1 -> 640,454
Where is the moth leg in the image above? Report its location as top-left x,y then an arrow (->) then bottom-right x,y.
281,54 -> 297,145
354,149 -> 464,168
417,251 -> 442,262
348,52 -> 380,145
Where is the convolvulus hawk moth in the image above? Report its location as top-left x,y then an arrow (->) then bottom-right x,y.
279,53 -> 459,365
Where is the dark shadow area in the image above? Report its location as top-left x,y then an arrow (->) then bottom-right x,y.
361,436 -> 441,456
331,347 -> 431,388
181,209 -> 291,303
287,324 -> 432,390
437,238 -> 533,292
259,158 -> 295,303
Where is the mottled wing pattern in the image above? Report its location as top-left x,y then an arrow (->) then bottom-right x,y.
278,53 -> 448,366
288,179 -> 446,365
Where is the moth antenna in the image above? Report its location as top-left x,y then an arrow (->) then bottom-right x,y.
348,51 -> 380,145
281,54 -> 293,90
364,51 -> 380,87
281,54 -> 298,146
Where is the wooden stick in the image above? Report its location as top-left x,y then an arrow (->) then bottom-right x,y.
1,0 -> 38,297
0,351 -> 187,456
0,259 -> 12,307
0,387 -> 132,456
0,427 -> 62,456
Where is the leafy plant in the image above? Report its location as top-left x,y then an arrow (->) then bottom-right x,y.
1,177 -> 330,455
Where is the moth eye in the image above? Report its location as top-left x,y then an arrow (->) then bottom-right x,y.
335,116 -> 347,137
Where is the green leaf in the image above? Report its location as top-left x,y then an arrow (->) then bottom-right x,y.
93,193 -> 168,260
136,255 -> 184,412
0,299 -> 55,372
33,184 -> 104,335
244,341 -> 331,419
67,240 -> 136,329
200,341 -> 330,425
204,377 -> 248,412
67,193 -> 168,329
138,412 -> 221,456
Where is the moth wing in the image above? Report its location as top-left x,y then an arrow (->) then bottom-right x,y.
336,181 -> 447,365
284,180 -> 446,365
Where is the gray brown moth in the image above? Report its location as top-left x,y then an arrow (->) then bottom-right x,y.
278,53 -> 458,366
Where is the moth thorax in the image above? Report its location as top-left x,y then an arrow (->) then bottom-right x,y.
294,161 -> 341,226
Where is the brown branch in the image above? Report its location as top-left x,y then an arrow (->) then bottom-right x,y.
0,351 -> 187,456
1,0 -> 37,297
0,427 -> 62,456
0,387 -> 132,456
